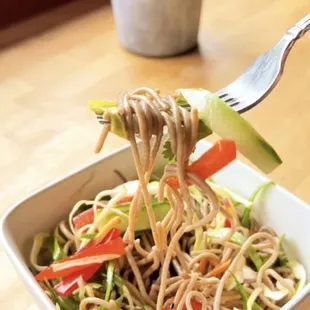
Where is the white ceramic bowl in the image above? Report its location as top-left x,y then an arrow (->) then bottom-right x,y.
1,140 -> 310,309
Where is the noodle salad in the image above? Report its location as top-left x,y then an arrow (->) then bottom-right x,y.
31,88 -> 306,310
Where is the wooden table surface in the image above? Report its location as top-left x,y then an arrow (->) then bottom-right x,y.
0,0 -> 310,308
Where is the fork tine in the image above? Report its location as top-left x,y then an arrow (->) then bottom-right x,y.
233,101 -> 257,114
216,89 -> 242,108
95,113 -> 111,125
216,89 -> 229,98
227,99 -> 240,107
217,92 -> 238,105
97,119 -> 111,125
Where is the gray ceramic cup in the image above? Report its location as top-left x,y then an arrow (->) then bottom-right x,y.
111,0 -> 203,57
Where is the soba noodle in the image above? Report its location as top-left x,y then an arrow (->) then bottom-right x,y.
31,87 -> 306,310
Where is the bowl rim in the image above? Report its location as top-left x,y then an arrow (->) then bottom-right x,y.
1,141 -> 310,309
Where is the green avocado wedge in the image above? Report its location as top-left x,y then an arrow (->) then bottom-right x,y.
178,88 -> 282,173
88,100 -> 127,139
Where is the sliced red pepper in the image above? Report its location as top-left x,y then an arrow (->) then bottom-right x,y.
54,264 -> 102,297
163,298 -> 202,310
188,139 -> 236,179
73,207 -> 103,231
165,139 -> 237,189
99,228 -> 121,244
224,218 -> 231,228
73,196 -> 134,230
79,228 -> 121,251
35,236 -> 125,281
52,229 -> 121,297
117,196 -> 134,205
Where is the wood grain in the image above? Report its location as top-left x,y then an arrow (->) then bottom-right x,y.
0,0 -> 310,308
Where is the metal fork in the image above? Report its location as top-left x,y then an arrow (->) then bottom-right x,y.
217,14 -> 310,113
96,14 -> 310,125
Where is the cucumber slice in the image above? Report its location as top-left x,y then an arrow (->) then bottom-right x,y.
179,88 -> 282,173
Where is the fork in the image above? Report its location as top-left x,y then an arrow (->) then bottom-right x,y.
216,14 -> 310,113
96,14 -> 310,125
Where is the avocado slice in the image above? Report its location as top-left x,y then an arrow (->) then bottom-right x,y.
88,100 -> 127,139
178,88 -> 282,173
97,201 -> 170,232
87,99 -> 118,113
107,109 -> 128,139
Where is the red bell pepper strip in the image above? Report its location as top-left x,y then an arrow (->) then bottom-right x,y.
79,228 -> 121,251
98,228 -> 121,244
117,196 -> 134,205
224,218 -> 232,228
73,196 -> 134,230
188,139 -> 236,179
165,139 -> 237,189
35,236 -> 125,281
73,207 -> 103,231
54,264 -> 102,297
52,229 -> 121,297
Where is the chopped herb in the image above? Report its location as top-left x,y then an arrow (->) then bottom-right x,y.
175,96 -> 190,107
46,235 -> 54,254
231,273 -> 263,310
53,237 -> 67,261
114,274 -> 124,306
241,182 -> 274,230
248,246 -> 263,271
44,280 -> 78,310
162,139 -> 175,162
105,262 -> 115,301
162,120 -> 212,162
101,272 -> 124,306
274,235 -> 289,267
241,207 -> 251,229
230,232 -> 247,245
114,274 -> 124,291
249,181 -> 274,202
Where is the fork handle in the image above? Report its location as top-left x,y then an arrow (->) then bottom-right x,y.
274,14 -> 310,62
217,14 -> 310,114
286,14 -> 310,39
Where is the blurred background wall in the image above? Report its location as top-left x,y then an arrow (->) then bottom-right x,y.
0,0 -> 94,29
